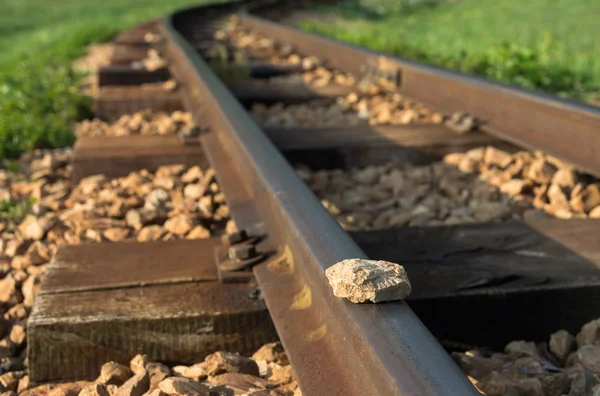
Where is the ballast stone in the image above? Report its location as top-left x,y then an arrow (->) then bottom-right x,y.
325,259 -> 411,303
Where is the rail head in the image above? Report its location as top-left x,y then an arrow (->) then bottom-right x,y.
238,8 -> 600,178
163,4 -> 479,396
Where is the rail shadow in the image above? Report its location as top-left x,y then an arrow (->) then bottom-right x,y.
274,124 -> 513,168
352,219 -> 600,350
275,128 -> 600,350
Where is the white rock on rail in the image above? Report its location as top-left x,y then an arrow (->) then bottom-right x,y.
325,259 -> 411,303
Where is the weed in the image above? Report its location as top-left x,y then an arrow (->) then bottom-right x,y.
0,198 -> 36,224
0,63 -> 91,158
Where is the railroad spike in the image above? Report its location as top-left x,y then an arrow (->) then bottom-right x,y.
228,244 -> 257,261
221,230 -> 248,246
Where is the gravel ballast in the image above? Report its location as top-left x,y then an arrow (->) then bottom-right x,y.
0,149 -> 236,378
298,146 -> 600,231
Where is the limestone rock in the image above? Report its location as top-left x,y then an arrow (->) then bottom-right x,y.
540,373 -> 571,396
17,376 -> 29,394
25,242 -> 51,266
3,240 -> 27,259
0,371 -> 25,393
568,370 -> 600,396
158,377 -> 210,396
265,363 -> 294,387
103,228 -> 130,242
4,304 -> 28,321
18,216 -> 52,241
352,167 -> 380,185
508,357 -> 545,375
552,168 -> 577,188
181,167 -> 203,184
204,352 -> 260,377
146,363 -> 170,390
144,390 -> 166,396
136,226 -> 165,242
547,184 -> 569,207
252,342 -> 288,365
500,179 -> 529,196
577,319 -> 600,347
79,383 -> 110,396
79,175 -> 106,195
484,147 -> 512,169
19,381 -> 93,396
583,185 -> 600,212
129,355 -> 148,376
0,276 -> 23,306
172,364 -> 207,381
29,154 -> 56,175
156,165 -> 185,178
113,370 -> 149,396
577,345 -> 600,375
144,189 -> 169,211
186,226 -> 210,240
153,177 -> 175,191
125,209 -> 163,231
163,215 -> 193,236
22,275 -> 39,308
526,159 -> 557,184
550,330 -> 576,363
479,371 -> 543,396
443,153 -> 464,166
183,184 -> 205,200
325,259 -> 411,303
97,362 -> 132,386
8,325 -> 25,347
505,341 -> 541,359
451,351 -> 503,379
208,373 -> 269,392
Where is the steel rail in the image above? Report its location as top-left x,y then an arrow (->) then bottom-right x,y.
163,4 -> 479,396
238,6 -> 600,178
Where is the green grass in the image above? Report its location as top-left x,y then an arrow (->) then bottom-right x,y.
0,0 -> 222,159
297,0 -> 600,101
0,198 -> 36,224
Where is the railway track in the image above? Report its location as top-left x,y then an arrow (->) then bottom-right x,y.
15,1 -> 600,396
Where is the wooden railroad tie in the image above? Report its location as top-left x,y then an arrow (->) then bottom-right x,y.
28,238 -> 277,382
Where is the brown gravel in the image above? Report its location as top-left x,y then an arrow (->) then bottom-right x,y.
73,44 -> 114,74
73,44 -> 115,96
18,342 -> 299,396
130,49 -> 168,72
75,110 -> 193,137
298,146 -> 600,231
144,32 -> 162,44
214,16 -> 356,89
251,92 -> 444,128
214,17 -> 445,129
455,319 -> 600,396
0,149 -> 235,374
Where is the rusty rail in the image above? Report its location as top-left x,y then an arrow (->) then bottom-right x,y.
239,5 -> 600,178
163,4 -> 479,396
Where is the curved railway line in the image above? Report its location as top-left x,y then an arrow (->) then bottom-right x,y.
17,1 -> 600,396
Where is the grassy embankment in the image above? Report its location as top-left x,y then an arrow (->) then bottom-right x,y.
0,0 -> 220,158
298,0 -> 600,102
